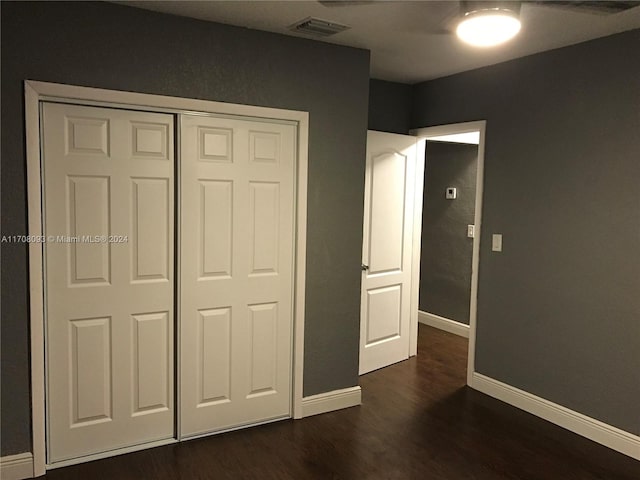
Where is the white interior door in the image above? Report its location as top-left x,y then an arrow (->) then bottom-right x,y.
179,114 -> 295,437
359,131 -> 419,375
43,103 -> 175,462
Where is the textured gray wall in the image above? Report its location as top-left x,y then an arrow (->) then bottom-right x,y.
368,79 -> 412,134
412,30 -> 640,435
420,141 -> 478,324
0,1 -> 369,455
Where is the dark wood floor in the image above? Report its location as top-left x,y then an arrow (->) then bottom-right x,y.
45,325 -> 639,479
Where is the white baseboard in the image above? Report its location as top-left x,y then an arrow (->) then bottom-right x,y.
471,372 -> 640,460
301,386 -> 362,418
0,453 -> 33,480
418,311 -> 469,338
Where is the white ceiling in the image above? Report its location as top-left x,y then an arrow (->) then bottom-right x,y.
123,0 -> 640,84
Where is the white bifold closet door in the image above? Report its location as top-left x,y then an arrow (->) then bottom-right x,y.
43,103 -> 175,462
179,114 -> 295,437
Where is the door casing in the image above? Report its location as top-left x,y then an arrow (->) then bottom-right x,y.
25,80 -> 309,475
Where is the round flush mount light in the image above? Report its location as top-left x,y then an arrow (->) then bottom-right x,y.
456,8 -> 521,47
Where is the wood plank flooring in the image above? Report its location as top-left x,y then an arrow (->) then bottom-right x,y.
44,325 -> 640,479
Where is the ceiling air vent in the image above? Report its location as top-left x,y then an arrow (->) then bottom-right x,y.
288,17 -> 351,37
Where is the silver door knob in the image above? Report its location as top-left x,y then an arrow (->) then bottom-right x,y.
361,264 -> 369,271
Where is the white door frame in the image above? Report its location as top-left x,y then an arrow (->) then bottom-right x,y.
410,121 -> 486,386
25,80 -> 309,475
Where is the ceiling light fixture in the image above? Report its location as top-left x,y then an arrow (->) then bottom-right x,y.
456,1 -> 521,47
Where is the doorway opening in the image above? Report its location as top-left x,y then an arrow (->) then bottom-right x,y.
411,122 -> 486,384
357,122 -> 485,381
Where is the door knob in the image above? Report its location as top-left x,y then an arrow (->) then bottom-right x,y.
361,264 -> 369,271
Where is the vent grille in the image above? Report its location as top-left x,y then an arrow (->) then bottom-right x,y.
288,17 -> 351,37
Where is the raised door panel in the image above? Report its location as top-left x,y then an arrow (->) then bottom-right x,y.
200,181 -> 233,279
66,116 -> 110,156
249,131 -> 280,165
365,285 -> 402,345
247,303 -> 278,398
131,178 -> 169,282
199,127 -> 233,163
67,176 -> 111,285
368,152 -> 406,275
131,122 -> 169,159
198,308 -> 232,406
249,182 -> 279,275
70,317 -> 112,425
132,312 -> 170,415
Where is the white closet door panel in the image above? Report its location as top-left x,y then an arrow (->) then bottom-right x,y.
180,115 -> 295,437
43,103 -> 175,463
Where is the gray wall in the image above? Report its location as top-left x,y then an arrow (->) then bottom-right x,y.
412,29 -> 640,435
0,1 -> 370,455
420,141 -> 478,324
368,79 -> 412,134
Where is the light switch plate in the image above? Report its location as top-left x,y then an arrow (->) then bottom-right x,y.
467,225 -> 475,238
446,187 -> 457,199
492,234 -> 502,252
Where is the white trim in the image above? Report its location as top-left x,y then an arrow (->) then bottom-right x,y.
46,439 -> 177,470
411,121 -> 484,138
409,138 -> 426,357
300,386 -> 362,418
411,120 -> 486,386
427,131 -> 480,144
0,453 -> 34,480
418,311 -> 470,338
25,80 -> 308,469
25,82 -> 47,478
471,373 -> 640,460
26,81 -> 307,122
293,117 -> 309,419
